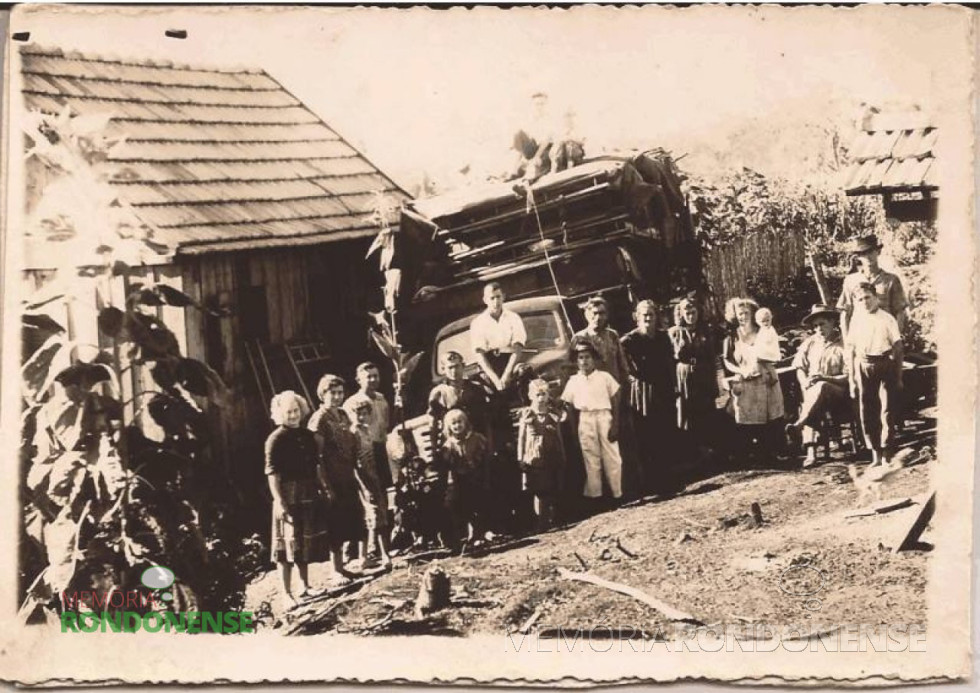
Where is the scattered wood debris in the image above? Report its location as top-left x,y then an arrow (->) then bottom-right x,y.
895,491 -> 936,553
557,568 -> 703,625
674,531 -> 694,545
518,607 -> 543,635
614,538 -> 638,559
285,592 -> 361,636
845,497 -> 915,519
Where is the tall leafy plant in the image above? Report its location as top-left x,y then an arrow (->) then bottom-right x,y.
18,108 -> 230,622
365,192 -> 422,419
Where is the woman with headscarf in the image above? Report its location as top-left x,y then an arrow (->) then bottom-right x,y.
668,297 -> 719,438
621,300 -> 677,491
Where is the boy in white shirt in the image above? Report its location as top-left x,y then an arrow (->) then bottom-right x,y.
847,282 -> 903,466
561,341 -> 623,504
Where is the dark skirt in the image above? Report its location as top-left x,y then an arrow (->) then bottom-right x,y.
524,461 -> 563,496
271,479 -> 331,564
676,362 -> 717,432
327,482 -> 365,546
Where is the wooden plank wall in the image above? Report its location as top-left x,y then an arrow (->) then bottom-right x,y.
702,227 -> 807,309
181,241 -> 375,480
183,253 -> 242,477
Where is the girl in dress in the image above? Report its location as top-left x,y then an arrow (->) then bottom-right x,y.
307,374 -> 364,583
517,379 -> 566,532
667,298 -> 719,443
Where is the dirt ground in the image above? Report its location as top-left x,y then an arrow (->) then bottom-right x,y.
245,415 -> 934,639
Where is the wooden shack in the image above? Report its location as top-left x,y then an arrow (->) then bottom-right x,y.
842,110 -> 938,222
18,47 -> 410,482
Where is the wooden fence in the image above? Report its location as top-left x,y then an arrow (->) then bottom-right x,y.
702,227 -> 808,312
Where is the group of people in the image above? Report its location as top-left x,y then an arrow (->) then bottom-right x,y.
263,233 -> 909,607
263,364 -> 395,607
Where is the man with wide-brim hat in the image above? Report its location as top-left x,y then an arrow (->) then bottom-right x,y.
786,304 -> 850,467
837,233 -> 908,338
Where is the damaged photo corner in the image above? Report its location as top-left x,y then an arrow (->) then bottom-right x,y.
0,2 -> 976,687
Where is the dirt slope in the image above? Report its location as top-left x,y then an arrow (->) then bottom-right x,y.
246,449 -> 932,638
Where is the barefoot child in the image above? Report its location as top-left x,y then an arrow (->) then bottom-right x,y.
517,379 -> 566,532
348,394 -> 392,570
441,408 -> 491,551
308,375 -> 365,582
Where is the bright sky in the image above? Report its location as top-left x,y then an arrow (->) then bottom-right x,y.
10,5 -> 970,191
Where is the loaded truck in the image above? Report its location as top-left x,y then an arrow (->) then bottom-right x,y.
389,151 -> 702,459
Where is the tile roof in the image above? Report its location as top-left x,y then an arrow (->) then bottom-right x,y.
21,47 -> 409,256
842,112 -> 938,196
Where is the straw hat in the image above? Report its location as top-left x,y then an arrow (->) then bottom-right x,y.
801,304 -> 840,328
846,234 -> 883,255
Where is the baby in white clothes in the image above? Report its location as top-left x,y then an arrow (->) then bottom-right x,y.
754,307 -> 781,363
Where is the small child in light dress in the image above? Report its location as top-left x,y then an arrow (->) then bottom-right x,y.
754,307 -> 782,365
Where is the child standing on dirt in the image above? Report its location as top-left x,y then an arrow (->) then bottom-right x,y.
440,408 -> 491,551
846,282 -> 903,467
561,341 -> 624,507
517,379 -> 566,532
348,394 -> 392,570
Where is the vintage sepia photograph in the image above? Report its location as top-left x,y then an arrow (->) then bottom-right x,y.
0,3 -> 974,685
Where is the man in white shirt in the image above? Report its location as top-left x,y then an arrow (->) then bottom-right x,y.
847,282 -> 903,466
470,282 -> 527,392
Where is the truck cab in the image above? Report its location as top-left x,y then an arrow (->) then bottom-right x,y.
433,295 -> 575,386
400,294 -> 575,462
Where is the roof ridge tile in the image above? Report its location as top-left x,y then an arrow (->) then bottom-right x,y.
21,70 -> 283,93
21,45 -> 264,75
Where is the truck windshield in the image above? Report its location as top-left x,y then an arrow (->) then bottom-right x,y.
435,310 -> 566,369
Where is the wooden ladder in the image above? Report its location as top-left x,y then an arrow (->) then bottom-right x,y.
284,341 -> 332,404
245,339 -> 332,406
244,340 -> 277,408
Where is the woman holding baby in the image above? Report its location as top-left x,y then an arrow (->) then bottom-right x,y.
722,297 -> 786,465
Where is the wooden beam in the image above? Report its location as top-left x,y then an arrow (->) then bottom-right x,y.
557,568 -> 703,624
895,491 -> 936,552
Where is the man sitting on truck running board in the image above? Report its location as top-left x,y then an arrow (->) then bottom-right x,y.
470,282 -> 527,392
